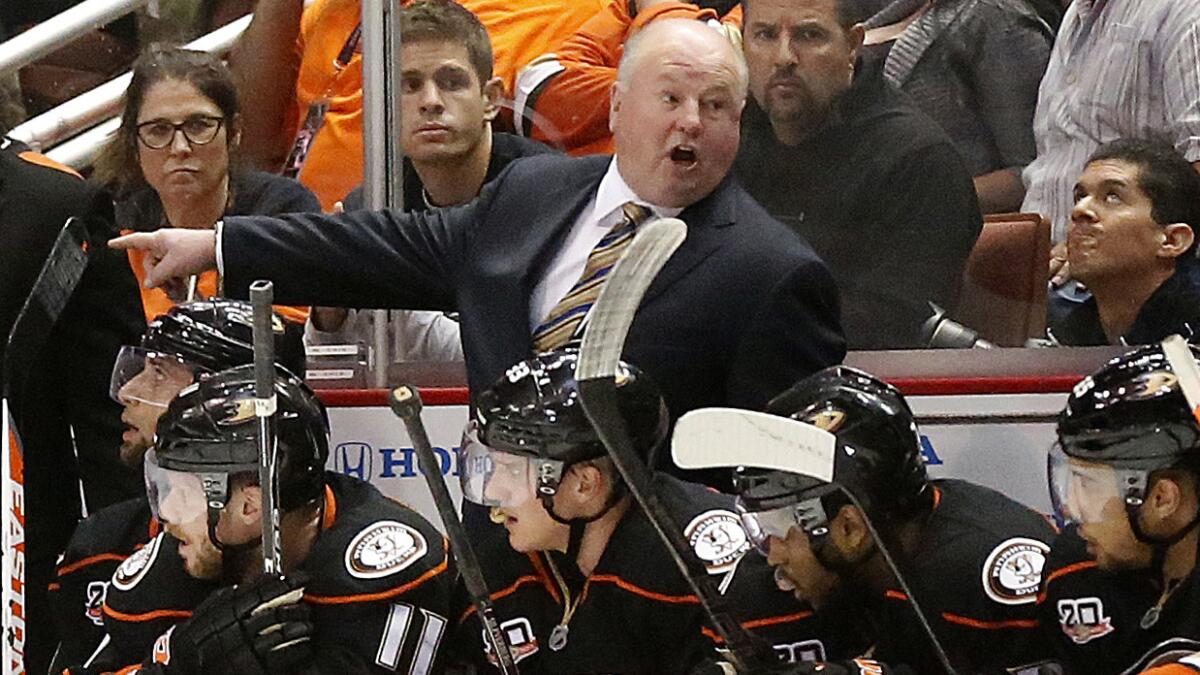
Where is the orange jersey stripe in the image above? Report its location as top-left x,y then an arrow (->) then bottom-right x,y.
1037,560 -> 1099,603
458,574 -> 547,623
304,556 -> 449,605
57,552 -> 127,577
940,613 -> 1040,630
586,574 -> 700,605
18,151 -> 82,178
103,604 -> 192,623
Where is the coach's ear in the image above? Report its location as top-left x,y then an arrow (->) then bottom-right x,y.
238,483 -> 263,525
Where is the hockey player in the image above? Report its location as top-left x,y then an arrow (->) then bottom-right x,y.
49,299 -> 304,669
1040,344 -> 1200,674
676,366 -> 1058,674
451,348 -> 865,674
81,364 -> 454,673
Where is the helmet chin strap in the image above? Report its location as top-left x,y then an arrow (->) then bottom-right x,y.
540,478 -> 628,561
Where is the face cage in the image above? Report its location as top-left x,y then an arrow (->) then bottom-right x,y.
144,448 -> 231,526
1047,442 -> 1151,529
459,421 -> 567,509
110,345 -> 205,407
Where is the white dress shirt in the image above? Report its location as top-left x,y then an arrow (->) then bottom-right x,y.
528,157 -> 681,330
1021,0 -> 1200,241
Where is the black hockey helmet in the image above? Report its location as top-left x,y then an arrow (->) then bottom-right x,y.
143,299 -> 305,376
1051,343 -> 1200,545
111,299 -> 305,405
475,348 -> 668,466
734,366 -> 932,522
147,364 -> 329,528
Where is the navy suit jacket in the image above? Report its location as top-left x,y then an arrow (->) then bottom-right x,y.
222,153 -> 845,422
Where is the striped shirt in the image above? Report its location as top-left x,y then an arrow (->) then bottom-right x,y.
1020,0 -> 1200,241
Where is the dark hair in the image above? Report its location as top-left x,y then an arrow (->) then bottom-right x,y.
1088,136 -> 1200,261
92,45 -> 239,196
401,0 -> 494,85
742,0 -> 858,29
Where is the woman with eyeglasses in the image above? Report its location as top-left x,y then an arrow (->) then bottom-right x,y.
93,45 -> 319,323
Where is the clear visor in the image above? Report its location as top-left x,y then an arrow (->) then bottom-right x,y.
1048,443 -> 1135,527
144,448 -> 210,525
110,346 -> 201,407
459,421 -> 562,508
735,497 -> 799,556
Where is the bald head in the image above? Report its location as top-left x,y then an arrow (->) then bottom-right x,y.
617,19 -> 748,103
608,18 -> 746,208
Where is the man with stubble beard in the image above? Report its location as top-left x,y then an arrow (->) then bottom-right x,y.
734,0 -> 982,350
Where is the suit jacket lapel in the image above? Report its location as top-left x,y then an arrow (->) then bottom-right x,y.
641,175 -> 737,306
490,155 -> 609,355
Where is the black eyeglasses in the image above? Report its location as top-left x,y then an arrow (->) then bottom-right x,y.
135,115 -> 225,149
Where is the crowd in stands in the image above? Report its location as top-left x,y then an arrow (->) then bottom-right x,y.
3,0 -> 1200,670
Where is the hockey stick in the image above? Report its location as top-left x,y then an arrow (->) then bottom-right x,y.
387,386 -> 520,675
250,280 -> 283,576
3,216 -> 92,675
673,408 -> 960,675
575,218 -> 779,674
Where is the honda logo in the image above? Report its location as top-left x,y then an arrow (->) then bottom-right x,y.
335,442 -> 373,481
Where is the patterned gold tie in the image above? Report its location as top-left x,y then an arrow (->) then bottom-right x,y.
532,201 -> 653,351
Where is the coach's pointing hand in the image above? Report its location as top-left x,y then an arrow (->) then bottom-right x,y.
110,229 -> 219,289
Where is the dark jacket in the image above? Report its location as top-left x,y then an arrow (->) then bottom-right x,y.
1047,270 -> 1200,346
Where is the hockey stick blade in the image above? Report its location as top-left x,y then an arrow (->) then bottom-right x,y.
576,219 -> 778,673
388,386 -> 520,675
250,280 -> 283,576
3,217 -> 91,397
674,408 -> 960,675
1162,335 -> 1200,426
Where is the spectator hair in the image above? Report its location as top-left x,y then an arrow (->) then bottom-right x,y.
1089,136 -> 1200,261
741,0 -> 858,29
402,0 -> 494,85
92,45 -> 240,196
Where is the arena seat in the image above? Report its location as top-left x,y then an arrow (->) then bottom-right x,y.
953,212 -> 1051,347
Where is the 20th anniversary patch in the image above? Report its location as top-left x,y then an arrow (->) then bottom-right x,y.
344,520 -> 428,579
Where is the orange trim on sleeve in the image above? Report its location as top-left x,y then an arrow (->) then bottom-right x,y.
304,555 -> 449,605
1036,559 -> 1099,603
702,610 -> 812,643
939,613 -> 1040,630
102,604 -> 193,623
885,589 -> 908,601
321,486 -> 337,530
48,582 -> 61,591
931,485 -> 943,510
457,574 -> 548,623
586,574 -> 700,604
57,552 -> 128,577
18,151 -> 83,178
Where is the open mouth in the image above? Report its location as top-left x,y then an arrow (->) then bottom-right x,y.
670,145 -> 698,168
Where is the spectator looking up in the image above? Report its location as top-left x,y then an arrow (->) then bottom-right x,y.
1023,0 -> 1200,244
92,45 -> 319,328
310,0 -> 555,364
861,0 -> 1053,213
734,0 -> 981,349
112,19 -> 846,481
1047,138 -> 1200,346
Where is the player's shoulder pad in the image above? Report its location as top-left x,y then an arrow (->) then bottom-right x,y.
59,498 -> 154,574
303,475 -> 449,599
927,481 -> 1055,609
611,475 -> 751,591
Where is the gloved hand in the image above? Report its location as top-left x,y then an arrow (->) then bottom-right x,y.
152,573 -> 314,675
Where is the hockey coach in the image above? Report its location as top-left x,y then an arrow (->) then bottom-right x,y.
111,18 -> 845,479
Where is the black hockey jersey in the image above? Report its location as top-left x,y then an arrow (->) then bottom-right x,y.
82,472 -> 455,674
48,497 -> 162,669
453,474 -> 866,674
865,480 -> 1057,674
1038,525 -> 1200,675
